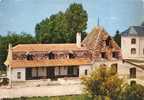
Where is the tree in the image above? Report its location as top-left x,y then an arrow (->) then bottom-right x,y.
113,30 -> 121,47
121,82 -> 144,100
35,12 -> 67,43
65,3 -> 88,42
81,66 -> 123,100
35,3 -> 88,43
0,32 -> 36,70
141,22 -> 144,26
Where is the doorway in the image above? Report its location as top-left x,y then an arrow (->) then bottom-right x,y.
47,67 -> 55,79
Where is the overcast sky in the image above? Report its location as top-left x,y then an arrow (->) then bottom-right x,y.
0,0 -> 144,36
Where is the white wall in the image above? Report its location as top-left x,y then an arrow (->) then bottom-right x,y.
121,36 -> 140,59
121,36 -> 144,59
139,37 -> 144,57
79,64 -> 92,76
118,62 -> 144,79
11,68 -> 26,81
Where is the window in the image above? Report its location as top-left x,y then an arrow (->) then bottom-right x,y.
130,67 -> 136,78
112,52 -> 119,58
85,70 -> 88,75
69,53 -> 75,59
26,53 -> 33,60
17,72 -> 21,79
131,38 -> 136,44
48,52 -> 55,59
101,52 -> 106,59
131,48 -> 136,55
111,63 -> 118,74
105,36 -> 111,46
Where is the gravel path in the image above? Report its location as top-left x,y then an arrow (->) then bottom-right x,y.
0,84 -> 82,99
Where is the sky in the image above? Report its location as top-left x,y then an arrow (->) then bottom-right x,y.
0,0 -> 144,36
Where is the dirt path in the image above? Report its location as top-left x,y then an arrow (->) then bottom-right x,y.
0,84 -> 82,99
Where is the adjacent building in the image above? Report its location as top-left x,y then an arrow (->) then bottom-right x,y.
121,26 -> 144,59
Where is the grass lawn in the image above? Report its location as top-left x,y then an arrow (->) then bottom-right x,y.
3,95 -> 92,100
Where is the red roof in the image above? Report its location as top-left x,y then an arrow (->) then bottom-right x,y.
12,44 -> 87,52
10,58 -> 92,68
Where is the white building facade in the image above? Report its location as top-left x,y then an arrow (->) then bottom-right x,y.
121,26 -> 144,59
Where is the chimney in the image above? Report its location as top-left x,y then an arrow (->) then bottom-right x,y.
76,32 -> 81,48
8,43 -> 12,61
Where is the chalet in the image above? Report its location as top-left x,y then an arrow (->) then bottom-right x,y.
5,26 -> 121,82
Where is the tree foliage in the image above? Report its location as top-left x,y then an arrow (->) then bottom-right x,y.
113,30 -> 121,47
0,32 -> 36,69
81,66 -> 144,100
35,3 -> 88,43
81,66 -> 123,100
141,22 -> 144,26
121,83 -> 144,100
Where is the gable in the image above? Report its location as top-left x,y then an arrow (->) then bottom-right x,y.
82,26 -> 121,60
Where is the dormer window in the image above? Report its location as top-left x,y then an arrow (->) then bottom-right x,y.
48,52 -> 55,59
26,53 -> 33,60
69,53 -> 75,59
101,52 -> 107,59
131,38 -> 136,44
106,36 -> 111,46
112,52 -> 119,59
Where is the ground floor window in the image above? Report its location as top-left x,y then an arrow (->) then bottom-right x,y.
17,72 -> 21,79
130,67 -> 136,78
85,70 -> 88,75
111,63 -> 118,75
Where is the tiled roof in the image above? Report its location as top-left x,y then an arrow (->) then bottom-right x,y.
12,44 -> 87,52
10,58 -> 92,68
121,26 -> 144,37
82,26 -> 120,51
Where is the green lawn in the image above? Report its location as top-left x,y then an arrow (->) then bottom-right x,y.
3,95 -> 92,100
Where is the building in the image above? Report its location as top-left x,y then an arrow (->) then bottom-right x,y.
5,26 -> 121,82
121,26 -> 144,79
83,27 -> 121,61
121,26 -> 144,59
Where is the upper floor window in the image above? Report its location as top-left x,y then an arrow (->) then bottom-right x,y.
69,53 -> 75,59
26,53 -> 33,60
131,38 -> 136,44
131,48 -> 136,55
48,52 -> 55,59
112,52 -> 119,59
101,52 -> 107,59
106,36 -> 111,46
17,72 -> 21,79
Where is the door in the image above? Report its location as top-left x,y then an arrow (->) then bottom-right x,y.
47,67 -> 55,79
68,67 -> 74,76
26,68 -> 32,80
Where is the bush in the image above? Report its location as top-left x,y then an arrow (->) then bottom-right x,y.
81,66 -> 123,100
121,83 -> 144,100
0,78 -> 9,86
